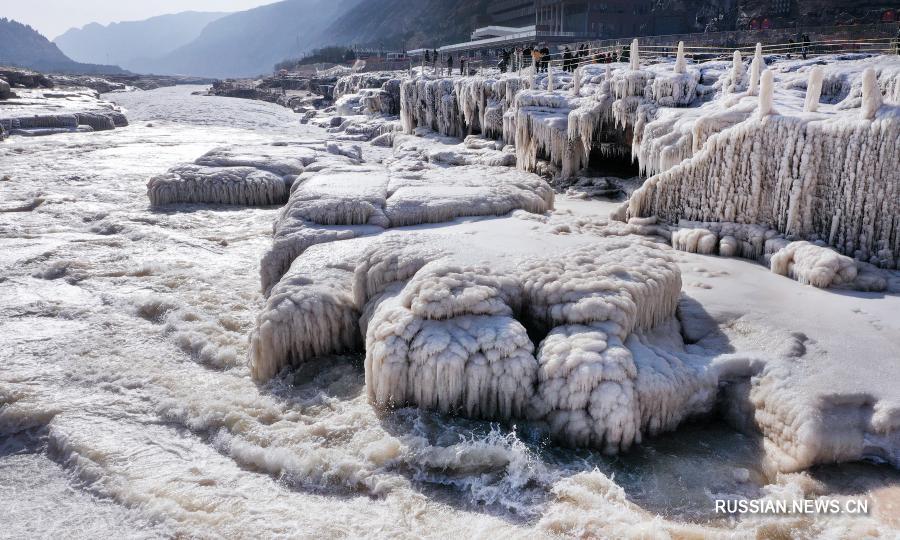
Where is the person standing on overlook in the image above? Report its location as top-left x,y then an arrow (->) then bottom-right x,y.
540,46 -> 550,72
531,47 -> 542,72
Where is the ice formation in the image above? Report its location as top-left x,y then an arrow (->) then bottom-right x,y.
804,67 -> 823,112
629,39 -> 640,71
861,67 -> 883,120
251,213 -> 722,453
674,42 -> 686,74
629,95 -> 899,269
748,56 -> 761,96
661,220 -> 888,290
769,241 -> 859,288
146,141 -> 361,207
250,238 -> 370,381
758,69 -> 775,116
396,54 -> 899,271
258,162 -> 554,293
0,88 -> 128,137
147,164 -> 290,207
149,51 -> 900,464
728,50 -> 745,93
390,132 -> 516,168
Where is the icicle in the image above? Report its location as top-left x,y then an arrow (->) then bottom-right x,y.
674,41 -> 686,74
730,50 -> 743,93
572,66 -> 582,96
758,69 -> 774,117
755,42 -> 762,60
605,64 -> 612,81
804,66 -> 824,112
748,56 -> 761,96
861,68 -> 882,120
548,65 -> 555,91
630,39 -> 640,71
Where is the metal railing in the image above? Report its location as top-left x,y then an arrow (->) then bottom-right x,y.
519,36 -> 899,72
429,21 -> 899,64
397,32 -> 900,80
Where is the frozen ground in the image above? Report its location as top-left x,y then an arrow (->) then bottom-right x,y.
1,84 -> 899,538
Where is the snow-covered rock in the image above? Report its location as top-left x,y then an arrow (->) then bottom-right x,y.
259,163 -> 554,293
629,110 -> 899,269
147,164 -> 289,207
0,88 -> 128,137
250,214 -> 722,454
146,141 -> 360,207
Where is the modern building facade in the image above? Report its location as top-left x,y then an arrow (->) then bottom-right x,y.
437,1 -> 898,56
486,0 -> 897,38
486,0 -> 700,39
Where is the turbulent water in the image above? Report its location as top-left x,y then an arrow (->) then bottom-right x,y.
1,86 -> 898,539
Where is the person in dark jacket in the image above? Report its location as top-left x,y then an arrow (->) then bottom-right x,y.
540,46 -> 550,72
563,47 -> 573,72
460,57 -> 466,75
447,55 -> 453,76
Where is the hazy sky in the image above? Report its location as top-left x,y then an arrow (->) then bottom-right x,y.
3,0 -> 278,39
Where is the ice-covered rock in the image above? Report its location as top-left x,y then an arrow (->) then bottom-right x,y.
250,238 -> 371,381
259,163 -> 554,293
251,214 -> 719,454
769,241 -> 858,288
0,87 -> 127,137
629,109 -> 900,269
147,164 -> 289,207
390,132 -> 515,168
146,141 -> 361,207
194,142 -> 318,176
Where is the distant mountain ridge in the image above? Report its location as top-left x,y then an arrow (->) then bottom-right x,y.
54,11 -> 227,74
0,17 -> 124,74
51,0 -> 486,78
122,0 -> 363,78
